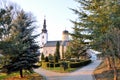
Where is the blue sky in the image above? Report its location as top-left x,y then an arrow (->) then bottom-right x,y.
9,0 -> 78,41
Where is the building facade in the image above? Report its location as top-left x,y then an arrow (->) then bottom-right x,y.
40,18 -> 69,59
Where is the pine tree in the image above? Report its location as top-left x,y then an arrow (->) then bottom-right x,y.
0,6 -> 13,41
71,0 -> 120,80
48,54 -> 54,61
0,5 -> 40,77
41,53 -> 45,61
67,0 -> 96,59
54,41 -> 60,60
0,4 -> 16,67
68,20 -> 90,59
45,56 -> 49,62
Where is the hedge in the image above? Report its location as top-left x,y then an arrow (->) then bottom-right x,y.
42,60 -> 91,68
47,63 -> 60,67
69,60 -> 91,68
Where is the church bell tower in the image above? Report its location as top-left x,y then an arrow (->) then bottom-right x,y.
40,18 -> 48,47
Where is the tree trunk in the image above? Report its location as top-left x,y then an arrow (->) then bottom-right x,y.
111,57 -> 118,80
117,56 -> 120,67
20,69 -> 23,78
106,56 -> 112,70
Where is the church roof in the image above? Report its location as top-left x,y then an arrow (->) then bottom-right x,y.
44,41 -> 69,47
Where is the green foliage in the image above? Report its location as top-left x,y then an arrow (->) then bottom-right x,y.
54,55 -> 58,63
61,61 -> 68,71
0,4 -> 40,78
69,1 -> 93,58
69,60 -> 91,68
71,2 -> 120,79
0,6 -> 13,41
71,0 -> 120,57
65,45 -> 72,59
45,56 -> 49,62
81,0 -> 120,57
41,53 -> 45,61
55,41 -> 60,60
47,62 -> 60,67
48,54 -> 54,61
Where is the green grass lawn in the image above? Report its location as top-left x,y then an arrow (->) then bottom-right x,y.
41,60 -> 91,73
0,73 -> 6,79
42,66 -> 80,73
41,62 -> 77,73
0,72 -> 44,80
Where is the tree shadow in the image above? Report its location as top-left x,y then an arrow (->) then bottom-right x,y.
94,69 -> 120,80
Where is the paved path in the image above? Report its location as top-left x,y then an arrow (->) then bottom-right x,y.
34,60 -> 101,80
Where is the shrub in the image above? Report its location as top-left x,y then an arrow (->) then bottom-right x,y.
69,60 -> 91,68
54,56 -> 58,63
45,56 -> 49,62
47,62 -> 60,67
48,54 -> 54,61
61,61 -> 68,71
41,53 -> 45,61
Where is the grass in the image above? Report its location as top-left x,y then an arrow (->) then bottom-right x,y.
41,62 -> 79,73
94,59 -> 120,80
41,60 -> 92,73
41,61 -> 90,73
0,72 -> 44,80
44,67 -> 78,73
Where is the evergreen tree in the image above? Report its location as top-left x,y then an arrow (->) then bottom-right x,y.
41,53 -> 45,61
54,54 -> 58,63
45,56 -> 49,62
0,4 -> 40,77
48,54 -> 54,61
71,0 -> 120,80
54,41 -> 60,60
68,21 -> 90,59
0,4 -> 17,66
0,6 -> 13,41
68,0 -> 95,59
65,44 -> 72,59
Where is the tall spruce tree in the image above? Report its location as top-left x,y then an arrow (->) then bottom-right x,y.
4,10 -> 40,78
54,41 -> 60,60
0,4 -> 16,66
67,22 -> 90,59
41,53 -> 45,61
69,1 -> 92,59
0,4 -> 40,77
71,0 -> 120,80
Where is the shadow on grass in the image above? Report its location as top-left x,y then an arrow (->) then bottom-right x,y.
0,72 -> 44,80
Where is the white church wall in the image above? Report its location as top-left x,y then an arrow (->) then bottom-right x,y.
42,45 -> 67,59
43,46 -> 56,56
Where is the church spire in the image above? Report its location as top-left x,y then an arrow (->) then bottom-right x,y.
42,17 -> 47,33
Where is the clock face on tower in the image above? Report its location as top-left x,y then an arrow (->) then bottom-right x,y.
41,33 -> 48,47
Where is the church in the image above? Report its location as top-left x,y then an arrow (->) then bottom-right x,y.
39,18 -> 102,60
40,18 -> 69,59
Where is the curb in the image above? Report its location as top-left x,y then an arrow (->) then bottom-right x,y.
42,75 -> 47,80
